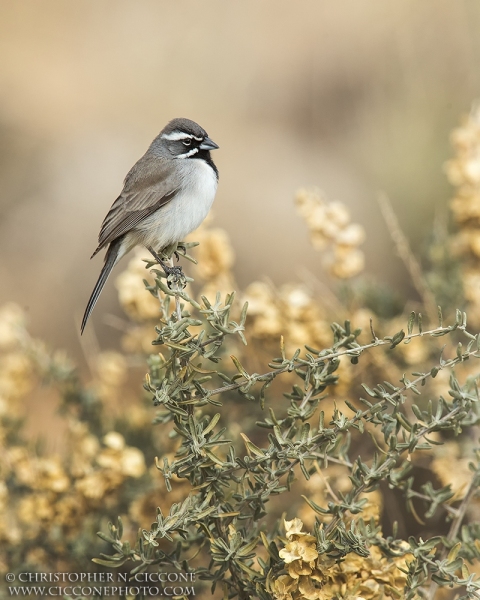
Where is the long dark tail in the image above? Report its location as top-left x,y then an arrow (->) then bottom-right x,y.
81,239 -> 122,334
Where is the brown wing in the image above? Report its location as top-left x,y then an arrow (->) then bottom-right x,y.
91,153 -> 180,257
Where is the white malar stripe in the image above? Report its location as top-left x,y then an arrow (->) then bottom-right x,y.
162,130 -> 204,142
175,147 -> 199,159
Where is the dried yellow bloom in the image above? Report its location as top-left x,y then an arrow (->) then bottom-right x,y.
68,421 -> 101,478
335,223 -> 366,247
18,493 -> 55,525
242,281 -> 283,338
0,352 -> 33,402
298,575 -> 325,600
399,337 -> 430,365
99,432 -> 145,477
287,556 -> 315,578
55,494 -> 85,527
75,471 -> 115,500
360,490 -> 382,524
120,447 -> 146,478
431,442 -> 472,499
310,231 -> 330,251
115,250 -> 160,322
186,223 -> 238,304
445,103 -> 480,328
243,281 -> 331,354
463,269 -> 480,305
279,539 -> 318,565
279,519 -> 319,579
96,352 -> 127,387
450,192 -> 480,223
37,458 -> 70,493
0,481 -> 8,513
327,201 -> 351,227
274,518 -> 410,600
103,431 -> 126,451
329,247 -> 365,279
8,449 -> 69,493
96,448 -> 122,472
296,188 -> 365,279
272,574 -> 297,600
190,227 -> 235,280
285,517 -> 308,539
0,303 -> 25,350
70,428 -> 146,503
282,286 -> 313,320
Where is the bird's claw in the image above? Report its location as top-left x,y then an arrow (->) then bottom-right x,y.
162,264 -> 182,276
165,266 -> 187,291
146,246 -> 187,289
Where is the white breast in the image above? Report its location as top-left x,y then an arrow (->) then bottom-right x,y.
136,159 -> 218,249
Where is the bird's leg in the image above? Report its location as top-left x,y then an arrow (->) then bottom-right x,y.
147,246 -> 187,301
147,246 -> 183,276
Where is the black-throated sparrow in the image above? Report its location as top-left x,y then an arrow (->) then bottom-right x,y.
81,118 -> 219,333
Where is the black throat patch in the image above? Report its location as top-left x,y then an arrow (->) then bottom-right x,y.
195,149 -> 219,179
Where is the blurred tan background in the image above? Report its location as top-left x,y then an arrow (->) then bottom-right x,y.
1,0 -> 480,357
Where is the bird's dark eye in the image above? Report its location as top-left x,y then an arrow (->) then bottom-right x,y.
182,139 -> 192,146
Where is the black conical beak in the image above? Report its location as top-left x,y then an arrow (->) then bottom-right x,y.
199,136 -> 219,151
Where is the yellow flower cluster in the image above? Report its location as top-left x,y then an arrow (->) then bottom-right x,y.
1,427 -> 146,545
114,249 -> 166,353
186,221 -> 237,300
243,281 -> 331,353
431,441 -> 475,502
0,305 -> 33,436
0,305 -> 150,569
445,104 -> 480,321
446,104 -> 480,249
72,428 -> 146,501
10,450 -> 77,539
296,188 -> 365,279
272,518 -> 410,600
94,350 -> 128,404
115,249 -> 161,322
0,303 -> 25,350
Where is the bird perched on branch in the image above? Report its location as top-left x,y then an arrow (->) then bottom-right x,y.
81,118 -> 219,334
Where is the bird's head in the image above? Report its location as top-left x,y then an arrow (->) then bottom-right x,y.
158,118 -> 219,159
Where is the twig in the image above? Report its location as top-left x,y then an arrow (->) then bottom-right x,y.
405,490 -> 458,517
207,322 -> 473,399
217,346 -> 477,486
378,192 -> 438,320
427,468 -> 480,600
446,472 -> 478,541
324,401 -> 471,537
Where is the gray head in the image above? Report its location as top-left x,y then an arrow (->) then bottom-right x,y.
155,117 -> 219,159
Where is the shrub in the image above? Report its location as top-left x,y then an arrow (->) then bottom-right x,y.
1,106 -> 480,600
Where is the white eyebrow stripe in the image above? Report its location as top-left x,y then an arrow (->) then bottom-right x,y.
162,131 -> 204,142
175,147 -> 199,159
162,131 -> 193,141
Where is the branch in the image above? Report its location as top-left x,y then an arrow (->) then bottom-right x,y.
208,322 -> 475,400
378,192 -> 438,320
427,466 -> 480,600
